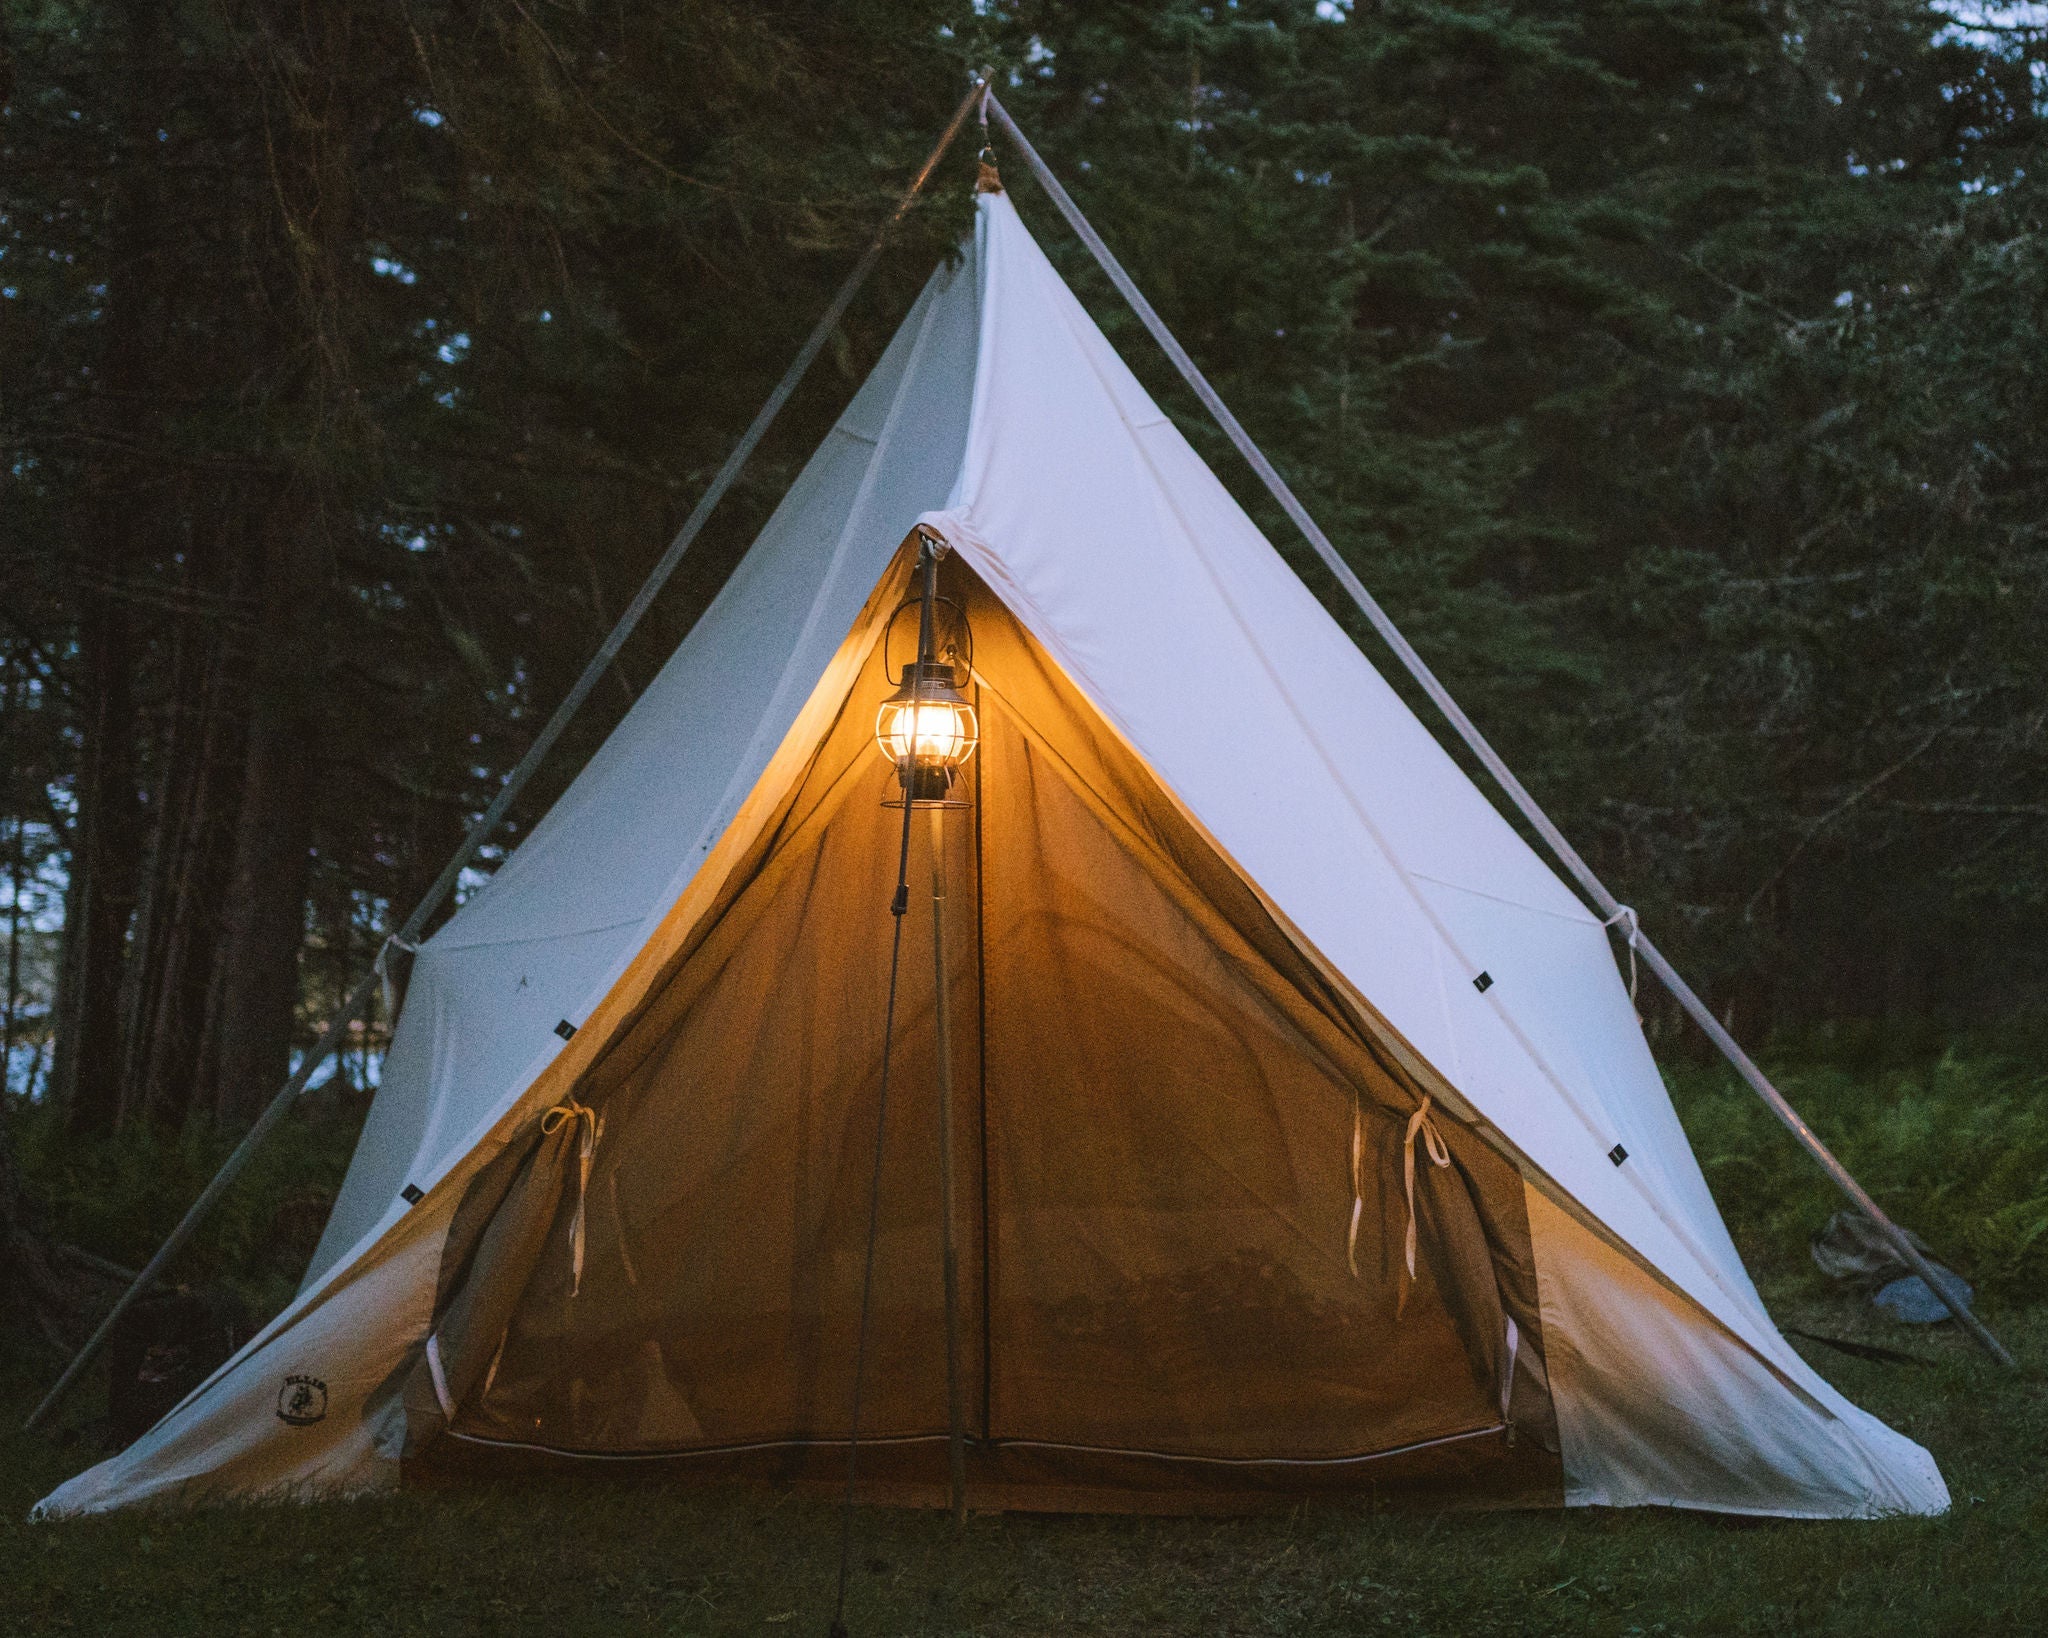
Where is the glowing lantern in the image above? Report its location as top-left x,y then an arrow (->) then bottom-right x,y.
875,659 -> 978,804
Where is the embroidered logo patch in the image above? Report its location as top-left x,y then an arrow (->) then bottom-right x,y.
276,1374 -> 329,1426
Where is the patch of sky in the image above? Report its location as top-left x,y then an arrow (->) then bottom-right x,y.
1937,6 -> 2048,55
294,1044 -> 387,1096
371,254 -> 418,285
3,820 -> 74,1100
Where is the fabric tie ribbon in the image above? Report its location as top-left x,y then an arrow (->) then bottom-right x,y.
1604,903 -> 1641,1002
1399,1095 -> 1453,1316
541,1100 -> 601,1297
424,1331 -> 455,1419
1347,1090 -> 1366,1278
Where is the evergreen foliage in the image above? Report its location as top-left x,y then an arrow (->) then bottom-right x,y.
2,0 -> 2046,1148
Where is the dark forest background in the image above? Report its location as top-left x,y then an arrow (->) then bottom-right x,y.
3,0 -> 2045,1158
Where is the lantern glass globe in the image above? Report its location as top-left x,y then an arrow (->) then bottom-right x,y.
875,661 -> 977,802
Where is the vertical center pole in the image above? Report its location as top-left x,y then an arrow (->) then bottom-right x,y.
928,747 -> 967,1521
906,530 -> 968,1522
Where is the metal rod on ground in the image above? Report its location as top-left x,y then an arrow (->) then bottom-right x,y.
983,91 -> 2014,1369
24,75 -> 996,1438
929,802 -> 968,1525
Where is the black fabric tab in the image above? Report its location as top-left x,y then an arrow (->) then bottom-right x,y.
400,1183 -> 424,1205
555,1019 -> 577,1040
1609,1144 -> 1628,1167
1472,971 -> 1494,994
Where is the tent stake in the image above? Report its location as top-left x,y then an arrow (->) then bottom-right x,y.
982,91 -> 2015,1370
929,803 -> 968,1525
23,73 -> 997,1438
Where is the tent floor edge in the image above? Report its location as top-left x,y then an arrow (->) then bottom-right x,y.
405,1421 -> 1563,1515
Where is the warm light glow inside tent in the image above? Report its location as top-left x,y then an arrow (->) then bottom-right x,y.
403,551 -> 1556,1508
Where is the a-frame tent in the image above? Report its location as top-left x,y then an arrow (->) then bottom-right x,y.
37,190 -> 1946,1520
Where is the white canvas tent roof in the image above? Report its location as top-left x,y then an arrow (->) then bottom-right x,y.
36,192 -> 1946,1520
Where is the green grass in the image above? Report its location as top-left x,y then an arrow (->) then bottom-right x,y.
5,1033 -> 2047,1635
4,1306 -> 2044,1636
1668,1022 -> 2048,1306
12,1094 -> 361,1318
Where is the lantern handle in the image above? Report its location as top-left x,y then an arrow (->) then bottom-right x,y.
881,593 -> 974,686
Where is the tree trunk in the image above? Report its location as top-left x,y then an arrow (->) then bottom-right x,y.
56,598 -> 144,1137
204,5 -> 367,1123
210,507 -> 323,1123
126,514 -> 249,1129
53,0 -> 169,1137
0,1008 -> 70,1355
3,655 -> 24,1090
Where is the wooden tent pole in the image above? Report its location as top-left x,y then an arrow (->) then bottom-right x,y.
929,802 -> 968,1524
24,73 -> 998,1438
982,90 -> 2015,1369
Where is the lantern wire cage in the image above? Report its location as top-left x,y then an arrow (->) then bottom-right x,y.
876,587 -> 977,809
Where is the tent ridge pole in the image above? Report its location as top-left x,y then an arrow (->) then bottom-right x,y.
980,92 -> 2014,1369
23,72 -> 997,1437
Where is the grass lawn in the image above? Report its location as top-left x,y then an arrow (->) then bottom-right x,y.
4,1291 -> 2042,1635
4,1041 -> 2046,1635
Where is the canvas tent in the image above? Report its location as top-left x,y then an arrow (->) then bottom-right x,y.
36,188 -> 1948,1521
